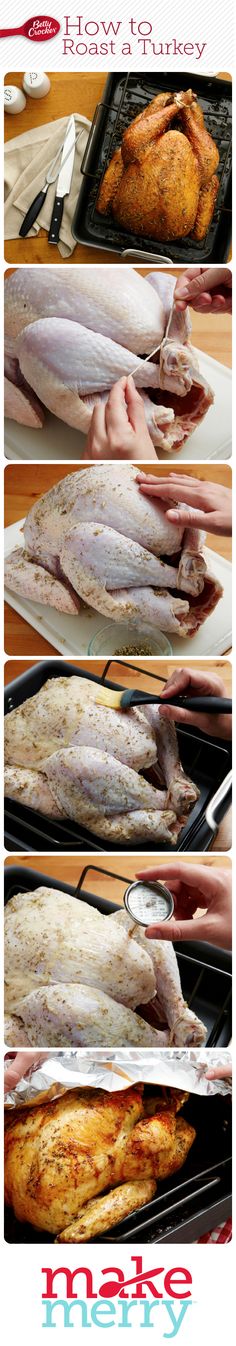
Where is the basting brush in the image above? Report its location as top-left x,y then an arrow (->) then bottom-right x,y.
95,685 -> 232,714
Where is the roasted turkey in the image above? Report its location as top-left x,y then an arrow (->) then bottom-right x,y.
4,1084 -> 196,1238
4,266 -> 213,455
97,89 -> 219,244
5,462 -> 222,647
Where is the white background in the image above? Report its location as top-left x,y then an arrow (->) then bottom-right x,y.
0,0 -> 234,72
2,1242 -> 234,1340
1,0 -> 234,1339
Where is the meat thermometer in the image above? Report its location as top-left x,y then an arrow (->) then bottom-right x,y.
124,879 -> 174,926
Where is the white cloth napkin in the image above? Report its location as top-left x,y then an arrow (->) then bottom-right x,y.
4,113 -> 91,256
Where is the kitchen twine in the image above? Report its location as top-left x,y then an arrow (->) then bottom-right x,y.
130,305 -> 175,376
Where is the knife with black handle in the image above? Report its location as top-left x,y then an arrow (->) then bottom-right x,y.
48,114 -> 76,246
19,186 -> 48,238
19,115 -> 76,242
48,195 -> 65,245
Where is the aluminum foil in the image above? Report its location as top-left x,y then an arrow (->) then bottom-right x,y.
4,1047 -> 232,1107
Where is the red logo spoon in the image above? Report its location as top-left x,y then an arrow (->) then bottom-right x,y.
99,1266 -> 163,1299
0,15 -> 60,39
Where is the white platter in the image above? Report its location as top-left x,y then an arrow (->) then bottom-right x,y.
5,521 -> 232,657
4,352 -> 232,463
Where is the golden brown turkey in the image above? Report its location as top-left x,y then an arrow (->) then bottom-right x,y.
4,1084 -> 196,1240
97,89 -> 219,243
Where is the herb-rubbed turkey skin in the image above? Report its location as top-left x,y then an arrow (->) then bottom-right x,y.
4,659 -> 201,844
4,883 -> 206,1047
4,674 -> 158,773
10,983 -> 168,1048
5,463 -> 221,638
4,886 -> 156,1013
56,1179 -> 157,1243
113,132 -> 200,241
111,909 -> 206,1046
193,176 -> 219,242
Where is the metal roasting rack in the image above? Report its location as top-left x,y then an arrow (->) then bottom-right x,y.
72,72 -> 232,262
4,659 -> 232,853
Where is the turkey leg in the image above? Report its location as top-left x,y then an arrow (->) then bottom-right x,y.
142,702 -> 200,815
44,745 -> 177,844
4,546 -> 79,614
111,910 -> 206,1046
56,1178 -> 157,1243
177,525 -> 207,595
17,319 -> 160,432
60,521 -> 192,634
4,375 -> 44,429
180,101 -> 219,185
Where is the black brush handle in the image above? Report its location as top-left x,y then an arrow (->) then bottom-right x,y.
165,696 -> 231,714
121,690 -> 232,714
19,187 -> 47,237
48,195 -> 64,245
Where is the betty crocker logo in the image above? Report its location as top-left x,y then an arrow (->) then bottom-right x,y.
41,1260 -> 195,1334
27,17 -> 60,37
0,15 -> 60,40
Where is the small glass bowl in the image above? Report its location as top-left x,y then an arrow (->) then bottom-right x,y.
88,623 -> 172,657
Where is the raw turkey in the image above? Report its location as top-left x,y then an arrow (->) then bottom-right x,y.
4,1084 -> 196,1237
5,669 -> 200,843
4,883 -> 206,1048
111,909 -> 206,1045
4,887 -> 157,1012
9,984 -> 169,1049
4,462 -> 222,643
4,265 -> 213,455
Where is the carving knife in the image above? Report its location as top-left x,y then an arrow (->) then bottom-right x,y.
48,114 -> 76,244
19,115 -> 76,239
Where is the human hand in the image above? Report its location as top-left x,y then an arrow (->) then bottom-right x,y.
136,472 -> 232,536
205,1064 -> 232,1082
4,1051 -> 47,1093
84,377 -> 157,461
135,862 -> 232,948
158,666 -> 232,740
174,267 -> 232,313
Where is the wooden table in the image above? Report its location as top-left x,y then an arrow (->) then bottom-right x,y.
4,71 -> 232,265
4,656 -> 232,691
5,460 -> 232,656
4,853 -> 231,903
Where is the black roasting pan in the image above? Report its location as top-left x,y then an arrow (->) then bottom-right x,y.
4,860 -> 232,1050
72,72 -> 232,262
4,660 -> 232,853
4,861 -> 232,1241
4,1071 -> 231,1244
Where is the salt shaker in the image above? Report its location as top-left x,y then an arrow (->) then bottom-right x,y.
23,72 -> 51,99
4,86 -> 26,114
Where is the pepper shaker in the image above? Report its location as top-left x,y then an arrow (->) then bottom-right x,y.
23,72 -> 51,99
